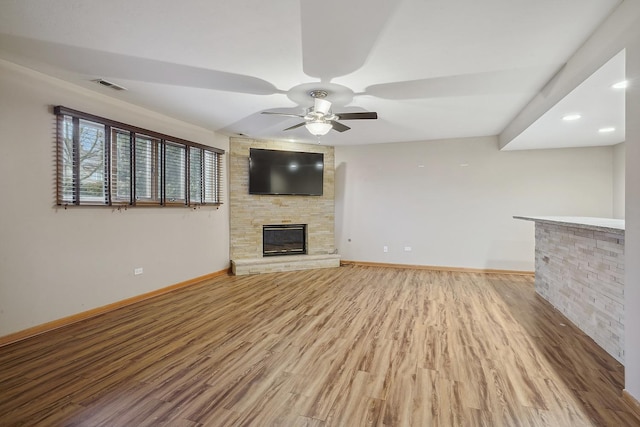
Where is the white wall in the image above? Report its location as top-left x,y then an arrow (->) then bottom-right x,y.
624,27 -> 640,402
0,60 -> 230,337
613,142 -> 625,219
335,137 -> 613,271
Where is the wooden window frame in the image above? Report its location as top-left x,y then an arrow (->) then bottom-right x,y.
55,106 -> 224,207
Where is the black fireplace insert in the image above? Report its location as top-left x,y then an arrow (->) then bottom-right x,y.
263,224 -> 306,256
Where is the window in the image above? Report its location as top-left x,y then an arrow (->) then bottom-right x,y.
111,129 -> 132,204
165,142 -> 186,204
55,106 -> 224,207
189,147 -> 203,203
189,147 -> 220,204
78,119 -> 106,203
134,134 -> 161,204
59,116 -> 107,204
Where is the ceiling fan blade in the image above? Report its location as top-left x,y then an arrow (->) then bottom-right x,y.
300,1 -> 401,79
330,121 -> 350,132
335,112 -> 378,120
261,111 -> 304,118
363,67 -> 549,100
0,33 -> 279,95
283,122 -> 307,131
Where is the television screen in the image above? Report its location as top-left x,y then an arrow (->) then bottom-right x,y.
249,148 -> 324,196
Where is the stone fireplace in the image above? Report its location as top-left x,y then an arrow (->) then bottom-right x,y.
228,137 -> 340,275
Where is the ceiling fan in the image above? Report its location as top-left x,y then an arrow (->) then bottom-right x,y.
261,90 -> 378,136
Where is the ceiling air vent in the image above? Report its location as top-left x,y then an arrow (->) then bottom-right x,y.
93,79 -> 127,91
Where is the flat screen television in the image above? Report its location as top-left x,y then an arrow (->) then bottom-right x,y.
249,148 -> 324,196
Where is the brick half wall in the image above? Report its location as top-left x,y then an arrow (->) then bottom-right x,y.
535,222 -> 625,362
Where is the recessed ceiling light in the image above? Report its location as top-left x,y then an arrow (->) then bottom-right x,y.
612,80 -> 628,89
599,127 -> 616,133
562,114 -> 582,121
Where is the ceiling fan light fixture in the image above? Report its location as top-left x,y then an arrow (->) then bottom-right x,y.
314,98 -> 332,115
305,121 -> 332,136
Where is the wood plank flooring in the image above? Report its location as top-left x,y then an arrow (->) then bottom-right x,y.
0,265 -> 638,426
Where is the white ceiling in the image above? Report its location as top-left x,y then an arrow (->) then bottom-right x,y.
505,49 -> 626,150
0,0 -> 622,147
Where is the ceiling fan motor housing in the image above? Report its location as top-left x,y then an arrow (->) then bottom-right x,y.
262,88 -> 377,135
308,90 -> 328,99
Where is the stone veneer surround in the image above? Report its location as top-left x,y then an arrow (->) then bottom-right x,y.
534,222 -> 625,362
229,137 -> 336,266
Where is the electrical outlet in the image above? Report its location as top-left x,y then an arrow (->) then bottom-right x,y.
134,267 -> 144,275
404,246 -> 412,252
383,246 -> 388,253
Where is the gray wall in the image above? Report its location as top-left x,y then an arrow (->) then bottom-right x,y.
0,60 -> 230,337
335,136 -> 614,271
613,142 -> 625,219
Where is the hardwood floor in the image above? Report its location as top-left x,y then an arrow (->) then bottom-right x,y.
0,265 -> 638,426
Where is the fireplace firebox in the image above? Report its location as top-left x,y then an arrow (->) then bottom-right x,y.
263,224 -> 306,256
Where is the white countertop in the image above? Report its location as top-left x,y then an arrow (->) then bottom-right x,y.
514,216 -> 625,232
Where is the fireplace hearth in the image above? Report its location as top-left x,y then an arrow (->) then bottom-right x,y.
263,224 -> 306,256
